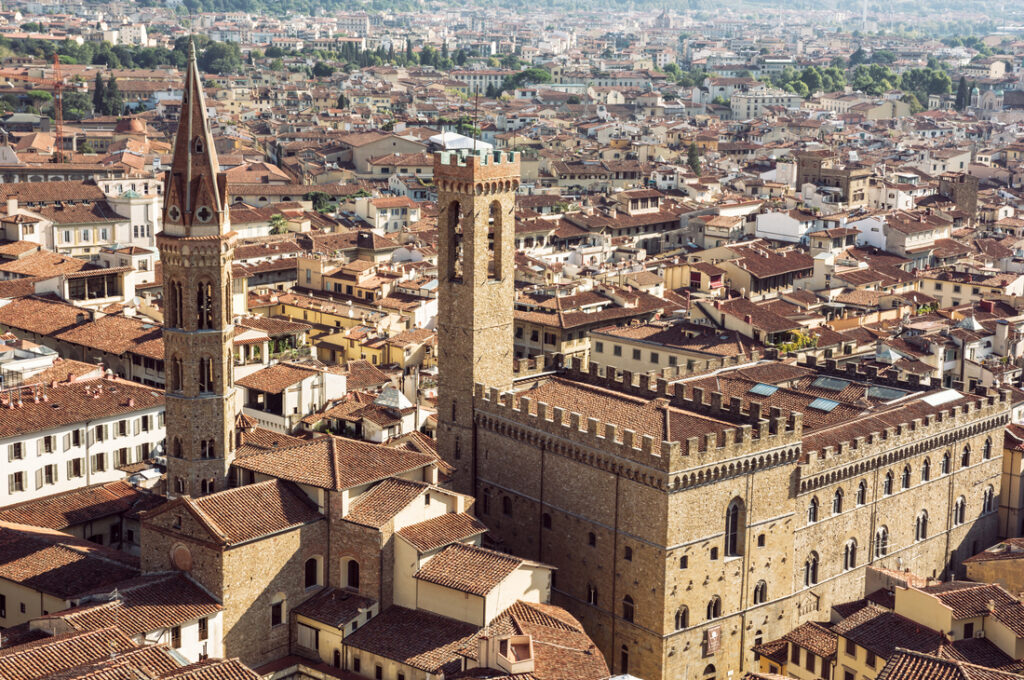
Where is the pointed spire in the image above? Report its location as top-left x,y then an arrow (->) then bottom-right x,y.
162,39 -> 229,235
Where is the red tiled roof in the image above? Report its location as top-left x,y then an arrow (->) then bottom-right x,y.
396,513 -> 488,552
413,543 -> 523,596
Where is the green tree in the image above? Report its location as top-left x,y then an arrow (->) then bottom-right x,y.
270,58 -> 284,71
849,46 -> 868,66
92,72 -> 105,114
687,142 -> 701,176
102,76 -> 123,116
199,41 -> 242,74
269,214 -> 288,234
312,61 -> 334,77
337,93 -> 349,108
955,75 -> 969,111
265,45 -> 285,58
304,191 -> 333,212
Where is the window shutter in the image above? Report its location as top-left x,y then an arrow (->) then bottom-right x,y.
36,438 -> 44,456
87,428 -> 95,446
6,445 -> 11,462
63,433 -> 70,451
103,424 -> 110,440
8,475 -> 13,494
67,460 -> 73,478
90,454 -> 97,473
135,445 -> 143,463
134,419 -> 140,436
35,469 -> 42,490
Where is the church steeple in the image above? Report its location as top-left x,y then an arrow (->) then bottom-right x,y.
158,38 -> 238,499
163,40 -> 229,236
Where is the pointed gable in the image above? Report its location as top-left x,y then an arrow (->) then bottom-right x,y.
162,39 -> 230,236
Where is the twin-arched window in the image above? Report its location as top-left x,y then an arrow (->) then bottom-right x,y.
832,489 -> 844,514
983,486 -> 994,514
843,540 -> 857,570
875,526 -> 889,557
953,497 -> 966,526
622,595 -> 635,622
753,580 -> 768,604
706,595 -> 721,620
807,497 -> 819,524
674,606 -> 688,630
915,511 -> 929,541
803,553 -> 819,586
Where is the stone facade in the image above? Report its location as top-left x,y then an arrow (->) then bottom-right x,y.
433,153 -> 1011,679
435,149 -> 520,494
141,498 -> 328,667
465,369 -> 1008,679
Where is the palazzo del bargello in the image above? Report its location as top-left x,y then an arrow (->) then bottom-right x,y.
143,42 -> 1018,680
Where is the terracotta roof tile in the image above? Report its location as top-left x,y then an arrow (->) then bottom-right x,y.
344,477 -> 428,527
233,435 -> 434,491
0,480 -> 157,530
413,543 -> 522,596
235,363 -> 318,394
0,522 -> 138,599
397,513 -> 488,552
0,627 -> 137,680
291,586 -> 376,628
343,606 -> 479,673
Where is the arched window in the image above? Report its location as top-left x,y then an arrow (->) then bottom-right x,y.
542,513 -> 551,530
983,438 -> 992,460
622,595 -> 634,623
200,439 -> 215,459
803,552 -> 819,586
200,479 -> 210,495
679,555 -> 688,569
620,646 -> 629,675
304,556 -> 321,589
725,499 -> 744,556
502,496 -> 512,515
922,458 -> 931,482
333,650 -> 340,668
197,280 -> 214,329
857,480 -> 867,505
199,356 -> 213,393
703,663 -> 717,678
624,546 -> 633,561
954,497 -> 966,525
915,511 -> 929,541
487,200 -> 504,281
807,497 -> 819,524
586,584 -> 598,605
225,281 -> 232,323
883,471 -> 894,496
675,606 -> 689,630
961,445 -> 971,468
832,489 -> 844,515
172,437 -> 182,459
168,280 -> 183,328
587,532 -> 596,547
445,200 -> 464,282
874,526 -> 889,557
753,580 -> 767,605
345,559 -> 360,589
983,486 -> 994,514
706,595 -> 721,620
942,452 -> 951,474
843,540 -> 857,571
482,490 -> 490,514
902,465 -> 911,490
169,356 -> 183,392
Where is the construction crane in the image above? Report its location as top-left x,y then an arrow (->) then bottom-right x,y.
12,53 -> 67,163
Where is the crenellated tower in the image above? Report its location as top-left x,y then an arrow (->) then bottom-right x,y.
434,149 -> 519,493
158,41 -> 237,498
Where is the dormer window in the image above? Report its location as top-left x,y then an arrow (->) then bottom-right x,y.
193,137 -> 204,154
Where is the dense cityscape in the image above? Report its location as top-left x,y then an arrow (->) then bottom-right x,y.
1,1 -> 1024,679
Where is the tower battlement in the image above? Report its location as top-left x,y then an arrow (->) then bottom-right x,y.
435,149 -> 520,182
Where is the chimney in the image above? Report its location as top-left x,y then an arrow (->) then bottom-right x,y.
5,198 -> 15,216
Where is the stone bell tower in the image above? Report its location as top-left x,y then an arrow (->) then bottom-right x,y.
434,149 -> 519,493
158,41 -> 237,498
